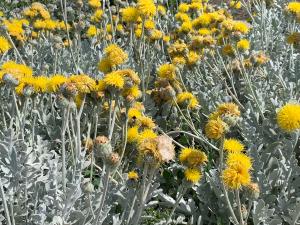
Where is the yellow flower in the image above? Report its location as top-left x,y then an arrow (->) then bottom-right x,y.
192,13 -> 212,28
138,137 -> 161,163
224,139 -> 244,153
138,129 -> 157,143
0,36 -> 11,54
158,64 -> 177,80
205,118 -> 226,139
222,44 -> 235,56
98,57 -> 112,74
187,51 -> 200,66
184,168 -> 202,184
69,74 -> 96,93
226,153 -> 252,170
144,19 -> 155,30
178,3 -> 190,12
0,61 -> 33,82
287,32 -> 300,46
137,116 -> 156,129
157,5 -> 166,15
217,102 -> 241,117
276,103 -> 300,132
137,0 -> 156,18
121,7 -> 139,23
103,72 -> 125,90
123,85 -> 141,99
230,1 -> 242,9
233,21 -> 249,34
91,9 -> 104,22
237,39 -> 250,51
127,126 -> 140,143
176,92 -> 199,109
179,147 -> 208,167
128,108 -> 142,120
222,163 -> 251,189
3,19 -> 29,41
88,0 -> 101,8
104,44 -> 128,67
128,171 -> 139,180
286,2 -> 300,14
175,12 -> 191,22
17,76 -> 49,94
47,74 -> 68,92
86,25 -> 98,37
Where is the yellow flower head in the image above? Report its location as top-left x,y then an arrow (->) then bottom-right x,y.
127,126 -> 140,143
98,57 -> 112,74
226,153 -> 252,170
128,107 -> 142,120
103,72 -> 125,90
138,137 -> 161,163
91,9 -> 104,22
138,129 -> 157,143
184,168 -> 202,184
276,103 -> 300,132
88,0 -> 101,8
178,3 -> 190,12
0,61 -> 33,82
136,116 -> 156,129
176,92 -> 199,109
121,7 -> 139,23
137,0 -> 156,18
86,25 -> 98,37
286,2 -> 300,14
205,118 -> 226,139
222,163 -> 251,189
179,147 -> 208,167
104,44 -> 128,66
232,21 -> 249,34
237,39 -> 250,51
123,85 -> 141,99
128,171 -> 139,180
224,139 -> 244,153
47,74 -> 68,92
158,64 -> 177,80
217,102 -> 241,117
287,32 -> 300,46
69,74 -> 96,93
0,36 -> 11,54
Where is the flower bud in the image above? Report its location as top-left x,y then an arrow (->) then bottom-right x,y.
83,182 -> 94,193
2,74 -> 19,86
60,82 -> 78,98
244,182 -> 260,200
94,136 -> 112,159
107,152 -> 120,169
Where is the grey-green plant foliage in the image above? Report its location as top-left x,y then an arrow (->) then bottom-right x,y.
0,0 -> 299,224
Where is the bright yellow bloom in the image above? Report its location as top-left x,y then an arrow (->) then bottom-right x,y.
205,118 -> 226,139
103,72 -> 125,90
276,103 -> 300,132
230,1 -> 242,9
69,74 -> 96,93
137,0 -> 156,18
128,108 -> 142,120
176,92 -> 199,109
137,116 -> 156,129
226,153 -> 252,170
237,39 -> 250,51
17,76 -> 49,94
3,19 -> 29,41
233,21 -> 249,34
224,139 -> 244,153
0,61 -> 33,82
104,44 -> 128,66
86,25 -> 98,37
217,102 -> 241,117
179,147 -> 208,167
88,0 -> 101,8
47,75 -> 68,92
128,171 -> 139,180
127,126 -> 140,143
98,57 -> 112,74
286,2 -> 300,14
121,7 -> 139,23
222,163 -> 251,189
178,3 -> 190,12
184,168 -> 202,184
138,137 -> 161,163
158,64 -> 176,80
0,36 -> 11,54
123,85 -> 141,99
157,5 -> 166,15
91,9 -> 104,22
138,129 -> 157,143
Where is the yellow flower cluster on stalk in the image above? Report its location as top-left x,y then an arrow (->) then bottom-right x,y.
205,102 -> 241,139
222,150 -> 252,189
179,147 -> 207,184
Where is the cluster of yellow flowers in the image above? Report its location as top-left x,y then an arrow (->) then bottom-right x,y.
205,102 -> 241,139
179,147 -> 207,184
